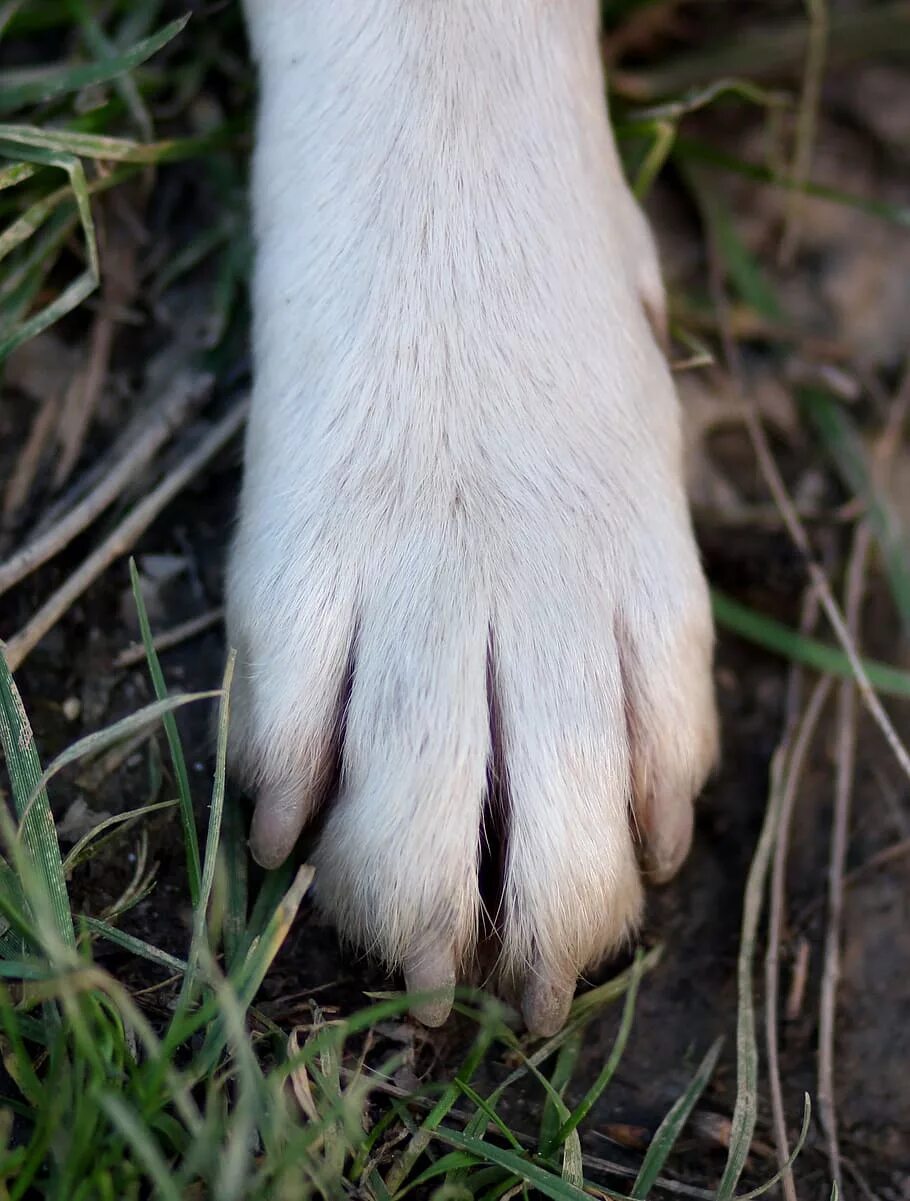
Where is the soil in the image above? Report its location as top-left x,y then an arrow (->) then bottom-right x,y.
2,4 -> 910,1197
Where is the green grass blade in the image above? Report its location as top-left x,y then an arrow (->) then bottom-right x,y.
99,1092 -> 183,1201
0,15 -> 189,114
24,693 -> 219,820
671,135 -> 910,227
80,916 -> 187,976
684,169 -> 781,322
501,1039 -> 583,1186
221,789 -> 248,972
62,798 -> 178,874
201,650 -> 234,922
129,558 -> 202,908
718,753 -> 786,1198
712,590 -> 910,697
404,1151 -> 486,1193
0,650 -> 74,948
538,1030 -> 583,1166
197,864 -> 313,1074
385,1020 -> 499,1194
0,983 -> 43,1103
632,120 -> 676,200
0,139 -> 98,358
632,1036 -> 723,1198
73,0 -> 153,140
625,78 -> 789,125
461,948 -> 663,1149
0,124 -> 178,162
0,266 -> 95,359
231,859 -> 294,968
435,1129 -> 630,1201
0,159 -> 38,189
733,1095 -> 811,1200
455,1080 -> 524,1152
181,651 -> 234,1002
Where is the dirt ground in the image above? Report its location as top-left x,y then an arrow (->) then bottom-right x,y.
2,4 -> 910,1197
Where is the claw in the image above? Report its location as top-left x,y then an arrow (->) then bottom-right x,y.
404,944 -> 456,1028
522,960 -> 575,1037
249,779 -> 307,869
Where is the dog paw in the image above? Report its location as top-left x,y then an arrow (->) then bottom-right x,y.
228,2 -> 718,1034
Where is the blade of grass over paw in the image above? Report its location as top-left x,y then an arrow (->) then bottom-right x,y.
800,386 -> 910,636
544,948 -> 646,1154
0,15 -> 189,113
130,558 -> 201,908
0,649 -> 74,948
712,590 -> 910,698
632,1036 -> 723,1198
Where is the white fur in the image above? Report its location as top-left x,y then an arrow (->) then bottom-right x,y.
228,0 -> 718,1031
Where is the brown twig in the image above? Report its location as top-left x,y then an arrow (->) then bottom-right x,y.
114,607 -> 224,669
0,374 -> 212,600
53,208 -> 138,488
785,937 -> 811,1022
1,398 -> 248,673
2,391 -> 59,522
845,834 -> 910,883
818,521 -> 870,1194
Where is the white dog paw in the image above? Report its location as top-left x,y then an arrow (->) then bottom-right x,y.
229,0 -> 718,1034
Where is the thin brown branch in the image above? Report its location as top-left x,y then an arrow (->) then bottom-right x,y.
765,672 -> 832,1201
114,607 -> 224,669
1,398 -> 248,674
845,834 -> 910,883
818,522 -> 870,1193
2,392 -> 59,522
785,937 -> 810,1022
53,210 -> 138,488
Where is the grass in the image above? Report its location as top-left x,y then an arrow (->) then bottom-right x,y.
1,1 -> 909,1197
0,634 -> 779,1199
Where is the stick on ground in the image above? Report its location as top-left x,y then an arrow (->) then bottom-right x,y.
1,398 -> 247,673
